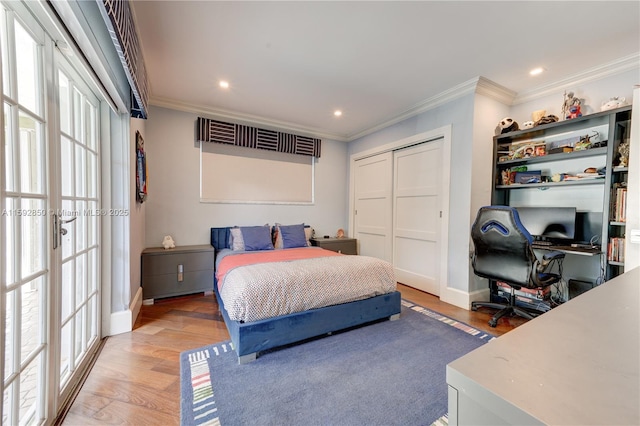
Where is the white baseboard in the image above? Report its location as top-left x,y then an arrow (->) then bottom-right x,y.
108,286 -> 143,336
440,286 -> 490,310
440,286 -> 471,310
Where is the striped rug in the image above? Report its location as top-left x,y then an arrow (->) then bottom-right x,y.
180,299 -> 494,425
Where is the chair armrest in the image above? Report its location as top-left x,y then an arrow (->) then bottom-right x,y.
542,251 -> 565,262
536,250 -> 566,274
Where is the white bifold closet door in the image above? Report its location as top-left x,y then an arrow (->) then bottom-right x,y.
353,140 -> 443,295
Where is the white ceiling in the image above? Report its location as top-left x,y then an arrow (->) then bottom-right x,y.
131,1 -> 640,141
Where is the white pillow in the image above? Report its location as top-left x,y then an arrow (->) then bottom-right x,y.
229,227 -> 244,251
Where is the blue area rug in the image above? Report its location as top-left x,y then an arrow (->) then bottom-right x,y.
180,300 -> 494,425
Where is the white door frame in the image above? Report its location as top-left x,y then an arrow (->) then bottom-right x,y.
349,125 -> 452,297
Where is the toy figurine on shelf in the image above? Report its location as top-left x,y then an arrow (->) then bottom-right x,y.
568,104 -> 582,119
617,140 -> 630,167
562,91 -> 583,120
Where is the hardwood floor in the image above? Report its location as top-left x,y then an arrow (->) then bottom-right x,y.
61,284 -> 526,425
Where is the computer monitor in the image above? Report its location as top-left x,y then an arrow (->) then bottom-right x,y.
515,206 -> 577,241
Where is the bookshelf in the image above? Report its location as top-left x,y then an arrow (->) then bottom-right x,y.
605,114 -> 631,278
492,105 -> 632,284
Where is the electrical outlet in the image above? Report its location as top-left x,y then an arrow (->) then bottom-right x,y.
630,229 -> 640,244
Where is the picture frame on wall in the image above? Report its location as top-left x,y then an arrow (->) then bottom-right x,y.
136,131 -> 147,203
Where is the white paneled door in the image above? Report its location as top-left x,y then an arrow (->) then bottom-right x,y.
1,3 -> 101,424
353,139 -> 444,296
393,141 -> 442,295
353,152 -> 393,262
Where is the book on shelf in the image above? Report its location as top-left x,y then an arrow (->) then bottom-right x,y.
610,183 -> 627,222
607,237 -> 625,263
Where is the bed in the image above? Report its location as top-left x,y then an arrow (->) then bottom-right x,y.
210,226 -> 401,364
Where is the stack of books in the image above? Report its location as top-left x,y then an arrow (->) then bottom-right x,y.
496,281 -> 551,302
610,183 -> 627,222
608,237 -> 625,263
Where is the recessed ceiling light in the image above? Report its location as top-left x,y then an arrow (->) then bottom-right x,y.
219,80 -> 230,89
334,110 -> 342,117
529,67 -> 545,76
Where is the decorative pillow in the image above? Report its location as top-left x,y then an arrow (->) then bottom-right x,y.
240,225 -> 274,251
274,224 -> 313,249
229,227 -> 244,251
280,223 -> 308,249
304,226 -> 313,244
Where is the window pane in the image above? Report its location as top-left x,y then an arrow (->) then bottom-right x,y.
59,321 -> 71,389
75,144 -> 86,197
87,296 -> 97,345
61,260 -> 73,322
58,70 -> 71,135
87,202 -> 98,247
75,309 -> 85,360
18,352 -> 42,425
3,381 -> 14,426
4,103 -> 15,191
88,248 -> 98,293
20,277 -> 43,363
73,88 -> 82,142
75,253 -> 86,310
20,198 -> 45,279
4,197 -> 16,286
85,99 -> 96,150
87,151 -> 97,198
4,290 -> 14,379
60,199 -> 75,260
60,136 -> 73,197
1,8 -> 10,97
75,200 -> 86,252
19,111 -> 44,194
15,20 -> 39,114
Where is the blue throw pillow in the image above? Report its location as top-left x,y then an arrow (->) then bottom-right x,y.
280,224 -> 308,249
240,226 -> 274,251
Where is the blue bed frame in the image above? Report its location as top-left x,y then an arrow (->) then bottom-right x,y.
211,227 -> 402,364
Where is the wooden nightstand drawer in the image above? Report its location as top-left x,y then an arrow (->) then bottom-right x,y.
310,237 -> 357,255
141,245 -> 214,301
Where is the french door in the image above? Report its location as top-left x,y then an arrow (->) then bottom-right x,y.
1,2 -> 102,424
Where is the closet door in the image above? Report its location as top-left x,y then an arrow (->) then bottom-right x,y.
393,140 -> 442,295
353,152 -> 393,262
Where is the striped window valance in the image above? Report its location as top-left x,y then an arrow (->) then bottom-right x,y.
197,117 -> 321,157
98,0 -> 149,119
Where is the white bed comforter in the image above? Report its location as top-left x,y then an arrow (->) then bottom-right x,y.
218,253 -> 396,323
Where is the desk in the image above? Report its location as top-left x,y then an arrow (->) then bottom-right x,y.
531,243 -> 601,256
447,267 -> 639,425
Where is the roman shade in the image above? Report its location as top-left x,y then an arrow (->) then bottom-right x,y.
197,117 -> 321,158
98,0 -> 149,119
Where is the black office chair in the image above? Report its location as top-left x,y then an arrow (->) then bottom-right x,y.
470,206 -> 565,327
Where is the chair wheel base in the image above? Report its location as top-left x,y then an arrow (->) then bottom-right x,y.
488,319 -> 498,327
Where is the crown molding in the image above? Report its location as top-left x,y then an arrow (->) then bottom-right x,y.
150,54 -> 638,143
347,77 -> 482,141
475,76 -> 517,104
347,76 -> 515,141
513,53 -> 640,105
149,96 -> 350,142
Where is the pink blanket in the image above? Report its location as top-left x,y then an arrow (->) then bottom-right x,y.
216,247 -> 340,290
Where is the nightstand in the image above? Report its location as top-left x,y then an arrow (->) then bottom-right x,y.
141,244 -> 214,301
310,237 -> 357,255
